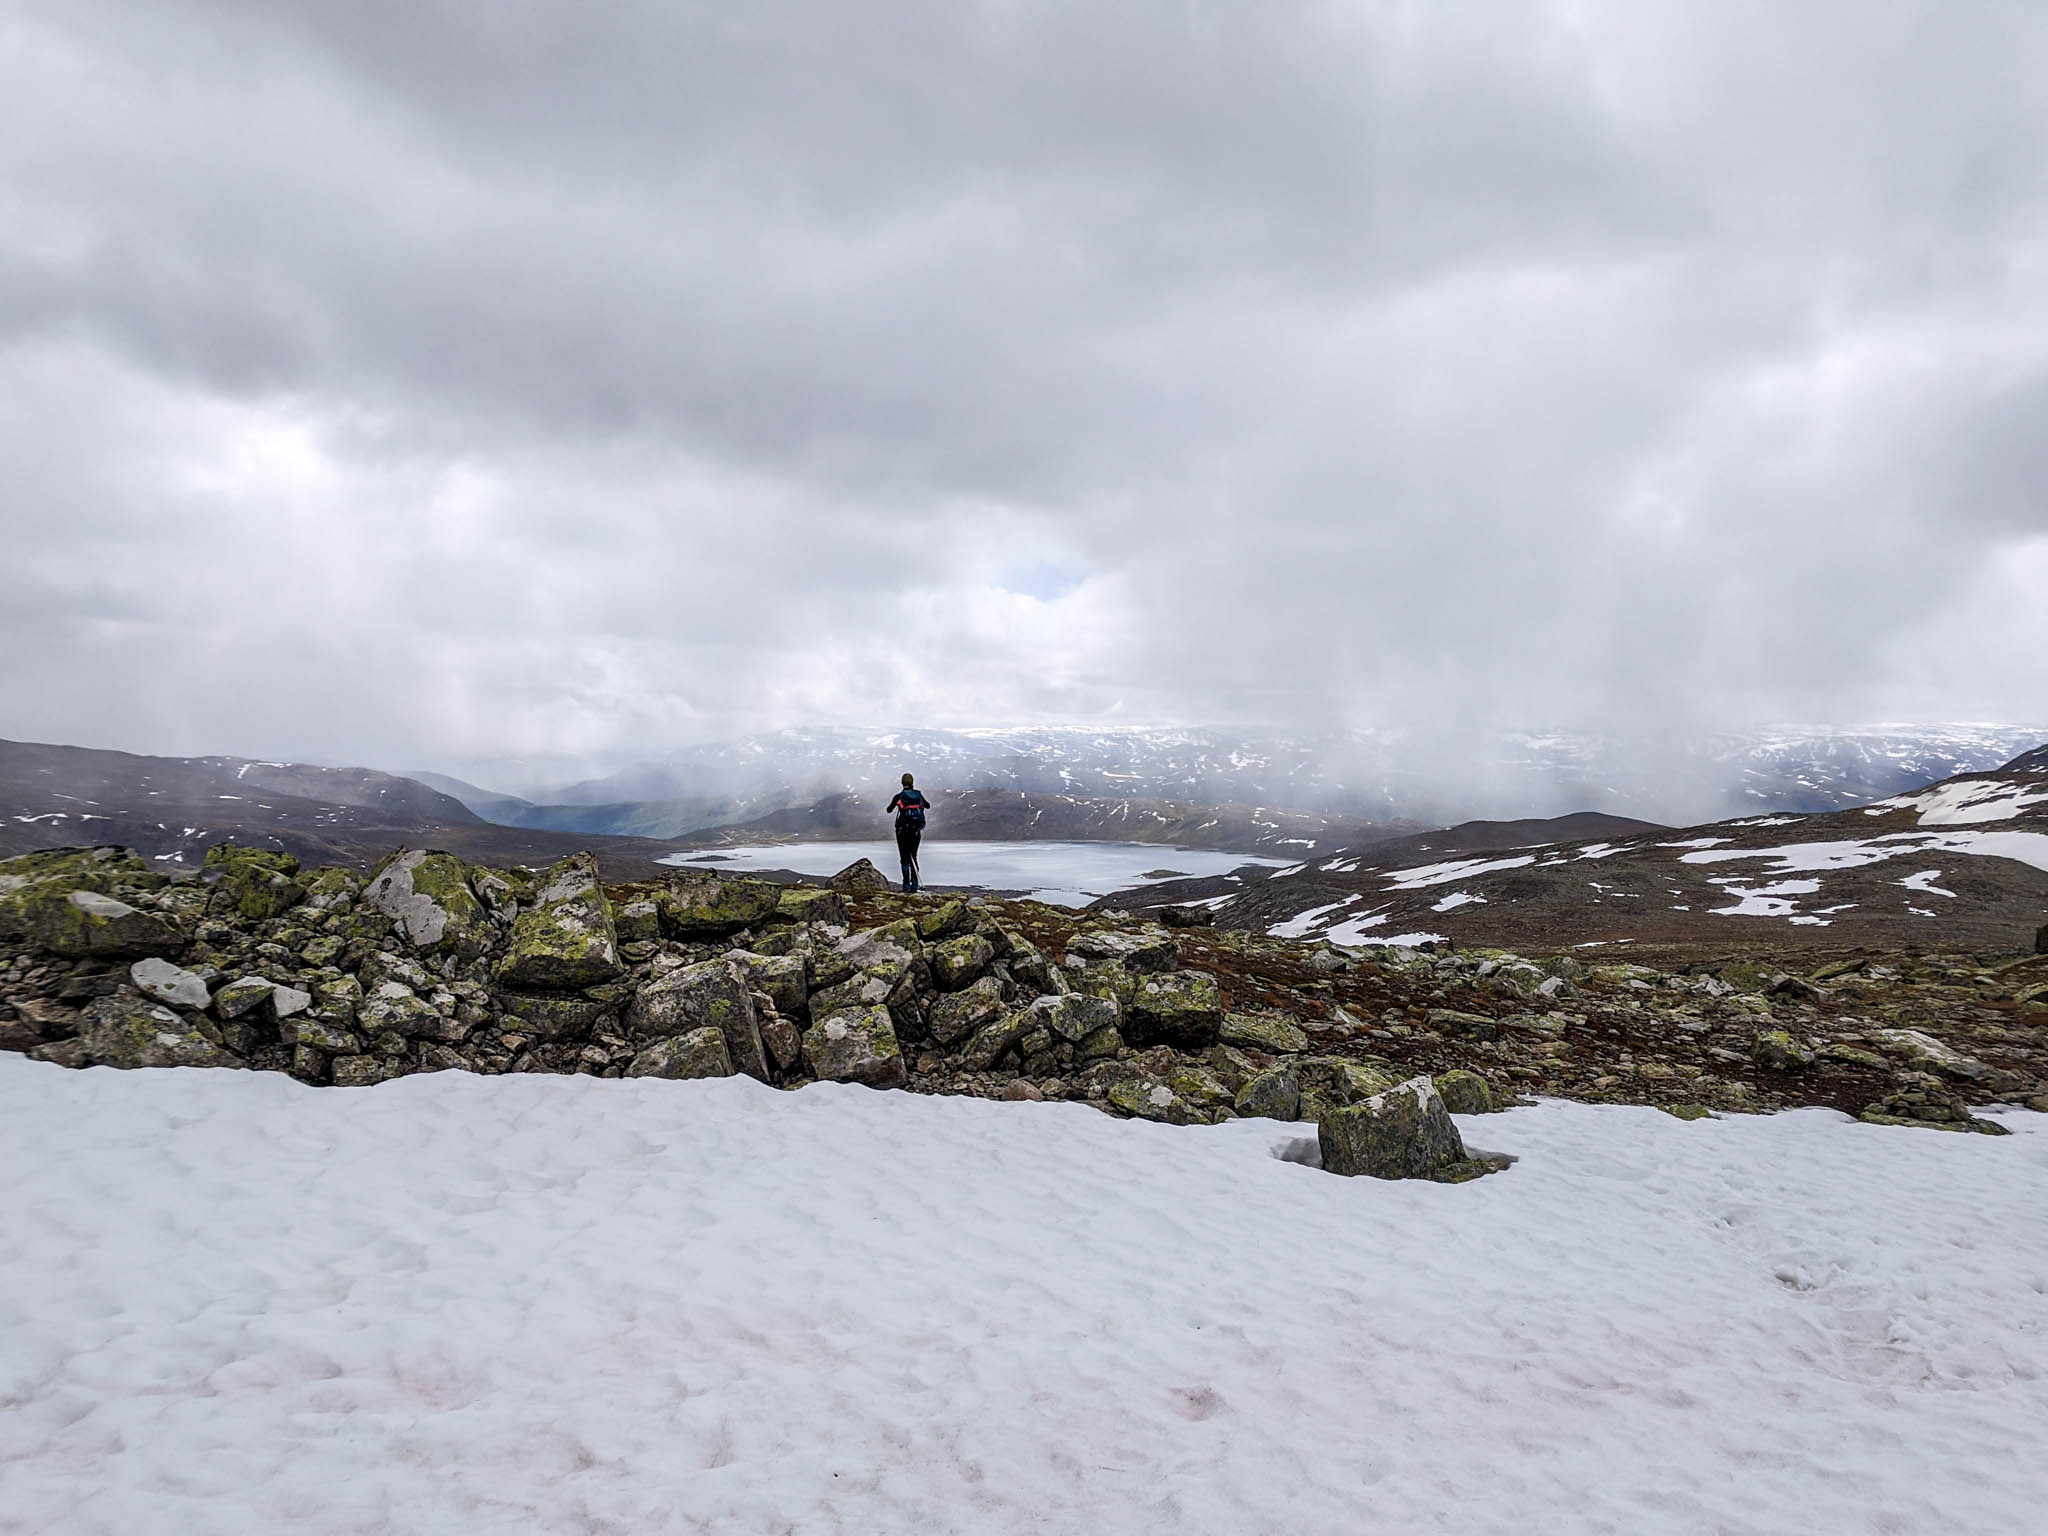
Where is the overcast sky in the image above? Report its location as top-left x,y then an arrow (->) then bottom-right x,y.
4,0 -> 2045,777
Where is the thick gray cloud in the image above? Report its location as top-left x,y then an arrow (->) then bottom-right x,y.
2,0 -> 2044,775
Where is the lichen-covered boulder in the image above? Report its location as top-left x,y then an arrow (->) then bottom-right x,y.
359,982 -> 466,1044
927,975 -> 1007,1045
1234,1064 -> 1302,1121
1220,1012 -> 1308,1054
1751,1029 -> 1814,1072
362,849 -> 492,957
1427,1008 -> 1498,1042
129,957 -> 211,1011
915,899 -> 970,940
1165,1062 -> 1234,1112
1067,927 -> 1179,974
1868,1028 -> 1989,1081
960,1009 -> 1038,1071
1295,1056 -> 1400,1123
776,885 -> 847,927
614,899 -> 662,944
1319,1076 -> 1468,1180
626,959 -> 769,1081
760,1015 -> 803,1072
928,933 -> 994,991
25,889 -> 184,960
77,989 -> 238,1070
1106,1076 -> 1196,1124
802,1004 -> 907,1088
829,859 -> 891,895
659,872 -> 783,937
1123,970 -> 1224,1049
625,1027 -> 735,1080
1434,1069 -> 1498,1114
495,852 -> 621,989
202,844 -> 306,921
300,866 -> 363,912
726,950 -> 808,1019
0,847 -> 158,937
1037,992 -> 1118,1044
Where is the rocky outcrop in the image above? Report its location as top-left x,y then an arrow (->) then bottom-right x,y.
495,853 -> 621,988
25,889 -> 182,959
204,845 -> 307,922
625,1028 -> 734,1080
627,959 -> 770,1082
77,988 -> 239,1070
1123,970 -> 1223,1048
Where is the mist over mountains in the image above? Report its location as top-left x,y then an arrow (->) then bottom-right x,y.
413,723 -> 2048,843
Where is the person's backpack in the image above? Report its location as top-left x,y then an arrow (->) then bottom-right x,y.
902,793 -> 926,829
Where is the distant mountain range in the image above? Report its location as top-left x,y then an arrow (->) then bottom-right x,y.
408,723 -> 2048,841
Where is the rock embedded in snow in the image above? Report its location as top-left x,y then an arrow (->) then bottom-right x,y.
1319,1075 -> 1469,1180
77,988 -> 239,1070
129,957 -> 211,1011
494,852 -> 621,989
626,959 -> 770,1081
802,1004 -> 907,1088
625,1027 -> 734,1081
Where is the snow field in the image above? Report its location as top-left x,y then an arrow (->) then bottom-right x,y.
2,1057 -> 2046,1534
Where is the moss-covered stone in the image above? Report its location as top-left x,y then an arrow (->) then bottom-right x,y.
24,888 -> 184,960
1319,1076 -> 1468,1179
1067,927 -> 1179,974
802,1004 -> 906,1088
927,975 -> 1006,1045
1220,1012 -> 1308,1054
1434,1069 -> 1498,1114
659,872 -> 783,937
929,933 -> 995,991
1106,1076 -> 1195,1124
1123,970 -> 1223,1049
494,852 -> 621,989
361,849 -> 491,957
1751,1029 -> 1814,1071
1659,1104 -> 1713,1121
627,959 -> 769,1081
0,846 -> 159,937
625,1027 -> 734,1080
203,844 -> 306,921
614,899 -> 661,945
775,886 -> 848,928
1234,1064 -> 1302,1120
727,949 -> 809,1019
77,988 -> 238,1070
1295,1056 -> 1400,1123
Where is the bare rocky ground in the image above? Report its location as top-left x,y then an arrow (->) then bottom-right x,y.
6,836 -> 2043,1162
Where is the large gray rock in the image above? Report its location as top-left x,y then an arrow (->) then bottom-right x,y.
1038,992 -> 1118,1044
1067,927 -> 1179,974
77,989 -> 238,1070
1319,1076 -> 1468,1180
1295,1056 -> 1401,1123
626,959 -> 769,1081
1220,1013 -> 1308,1054
363,849 -> 492,957
659,872 -> 782,937
202,844 -> 305,921
494,852 -> 621,988
25,889 -> 183,960
129,958 -> 211,1011
625,1027 -> 735,1080
829,859 -> 891,895
0,846 -> 157,938
1122,970 -> 1224,1049
726,950 -> 808,1019
802,1004 -> 907,1088
359,982 -> 466,1044
1234,1064 -> 1302,1120
926,974 -> 1006,1045
928,934 -> 995,991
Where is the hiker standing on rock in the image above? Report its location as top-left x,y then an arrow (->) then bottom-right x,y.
886,773 -> 930,893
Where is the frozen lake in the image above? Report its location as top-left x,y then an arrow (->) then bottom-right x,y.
659,839 -> 1287,907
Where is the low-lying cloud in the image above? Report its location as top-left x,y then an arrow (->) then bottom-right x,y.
3,0 -> 2044,776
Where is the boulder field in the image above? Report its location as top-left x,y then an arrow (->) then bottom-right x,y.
4,843 -> 2044,1178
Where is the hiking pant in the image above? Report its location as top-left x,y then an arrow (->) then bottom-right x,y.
895,824 -> 922,887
